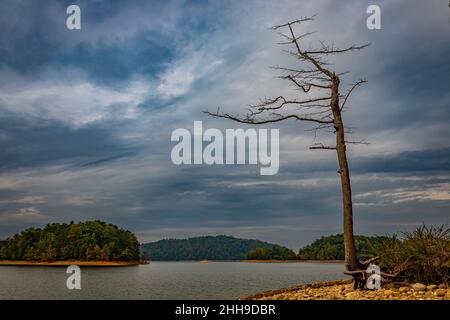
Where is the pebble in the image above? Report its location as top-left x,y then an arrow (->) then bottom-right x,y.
434,289 -> 446,297
412,283 -> 427,291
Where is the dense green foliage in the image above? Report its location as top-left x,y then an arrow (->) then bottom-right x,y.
376,226 -> 450,283
141,235 -> 280,261
297,234 -> 390,260
247,246 -> 297,260
0,221 -> 140,261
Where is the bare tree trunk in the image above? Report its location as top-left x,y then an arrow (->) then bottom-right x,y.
330,73 -> 363,288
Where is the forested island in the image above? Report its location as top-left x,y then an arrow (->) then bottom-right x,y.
0,221 -> 140,266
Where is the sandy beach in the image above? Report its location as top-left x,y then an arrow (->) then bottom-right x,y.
0,260 -> 141,267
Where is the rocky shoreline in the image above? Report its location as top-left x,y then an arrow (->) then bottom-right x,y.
242,279 -> 450,300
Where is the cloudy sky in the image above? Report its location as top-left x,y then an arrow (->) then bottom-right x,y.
0,0 -> 449,249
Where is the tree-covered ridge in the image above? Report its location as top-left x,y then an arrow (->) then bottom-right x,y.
297,234 -> 390,260
0,221 -> 140,261
140,235 -> 281,261
247,246 -> 297,260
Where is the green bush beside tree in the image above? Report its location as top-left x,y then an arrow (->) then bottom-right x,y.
376,225 -> 450,284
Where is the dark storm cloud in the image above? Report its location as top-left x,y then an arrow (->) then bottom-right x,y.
0,0 -> 231,85
0,112 -> 137,171
282,147 -> 450,175
0,0 -> 449,248
353,148 -> 450,174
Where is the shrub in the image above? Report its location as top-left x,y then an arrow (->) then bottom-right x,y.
376,225 -> 450,284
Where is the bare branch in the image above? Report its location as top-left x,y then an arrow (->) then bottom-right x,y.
277,31 -> 317,45
287,24 -> 334,79
203,110 -> 334,125
304,43 -> 371,55
340,80 -> 368,111
279,75 -> 332,91
286,75 -> 311,92
344,269 -> 398,279
345,139 -> 370,145
271,15 -> 316,30
362,256 -> 380,265
249,96 -> 332,115
309,143 -> 336,150
270,66 -> 321,75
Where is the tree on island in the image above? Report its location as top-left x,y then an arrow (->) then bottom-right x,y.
206,16 -> 376,288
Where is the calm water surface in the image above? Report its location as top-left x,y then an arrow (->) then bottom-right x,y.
0,262 -> 348,299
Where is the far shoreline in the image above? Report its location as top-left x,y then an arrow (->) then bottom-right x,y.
0,259 -> 345,266
244,259 -> 344,263
149,259 -> 344,263
0,260 -> 141,267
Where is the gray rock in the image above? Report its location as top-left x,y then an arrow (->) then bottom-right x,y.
412,283 -> 426,291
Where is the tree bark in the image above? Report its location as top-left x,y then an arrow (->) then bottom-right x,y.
330,73 -> 363,288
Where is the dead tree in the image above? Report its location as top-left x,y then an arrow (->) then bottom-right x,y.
205,16 -> 371,288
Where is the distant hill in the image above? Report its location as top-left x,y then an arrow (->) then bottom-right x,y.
140,235 -> 284,261
297,234 -> 391,260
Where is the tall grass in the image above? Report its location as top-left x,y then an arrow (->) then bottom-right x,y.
376,225 -> 450,284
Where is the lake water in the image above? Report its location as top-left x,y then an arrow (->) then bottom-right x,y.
0,261 -> 348,299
